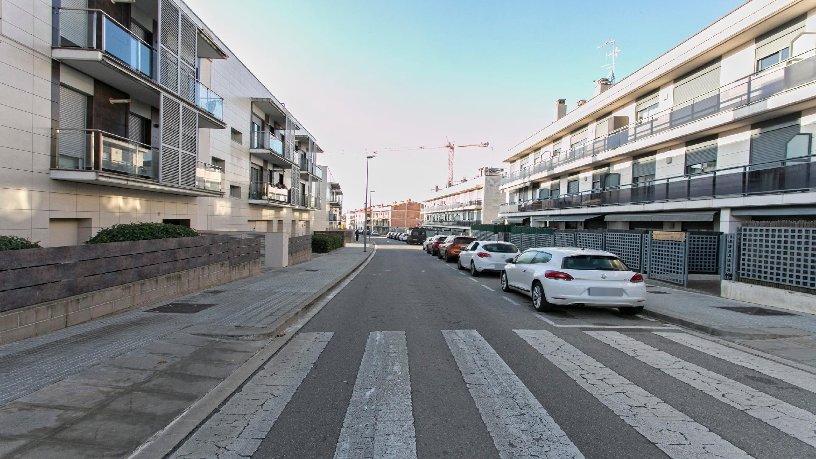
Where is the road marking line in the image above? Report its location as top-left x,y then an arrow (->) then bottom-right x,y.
469,278 -> 479,283
334,331 -> 416,459
534,314 -> 678,330
172,332 -> 332,458
442,330 -> 584,459
516,329 -> 751,459
481,285 -> 495,292
502,297 -> 519,306
589,331 -> 816,448
655,332 -> 816,395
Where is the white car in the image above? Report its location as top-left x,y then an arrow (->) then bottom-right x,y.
457,241 -> 519,276
500,247 -> 646,314
399,233 -> 408,241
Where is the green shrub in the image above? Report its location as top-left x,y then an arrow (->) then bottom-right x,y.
87,222 -> 198,244
312,233 -> 344,253
0,235 -> 40,251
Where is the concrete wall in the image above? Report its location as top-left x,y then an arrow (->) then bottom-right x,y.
288,234 -> 312,265
722,280 -> 816,315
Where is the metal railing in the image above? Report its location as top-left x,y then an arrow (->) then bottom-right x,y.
423,200 -> 483,212
195,162 -> 224,192
505,154 -> 816,213
56,129 -> 159,179
502,50 -> 816,186
248,181 -> 291,204
55,8 -> 154,78
249,131 -> 285,156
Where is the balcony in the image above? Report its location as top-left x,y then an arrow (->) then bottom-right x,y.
250,131 -> 293,166
51,129 -> 223,196
53,8 -> 160,105
248,182 -> 293,206
506,155 -> 816,214
502,51 -> 816,187
195,79 -> 225,127
423,200 -> 483,213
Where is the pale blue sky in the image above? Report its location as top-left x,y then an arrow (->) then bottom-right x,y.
188,0 -> 745,210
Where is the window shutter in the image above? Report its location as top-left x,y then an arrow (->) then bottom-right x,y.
685,138 -> 718,167
594,117 -> 610,138
632,154 -> 656,178
673,60 -> 721,106
567,179 -> 579,194
635,91 -> 659,114
755,15 -> 805,61
570,126 -> 587,146
58,85 -> 88,168
750,121 -> 800,169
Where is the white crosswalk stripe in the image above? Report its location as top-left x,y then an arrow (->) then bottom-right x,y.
334,331 -> 416,459
172,332 -> 333,459
588,331 -> 816,448
443,329 -> 584,459
515,329 -> 752,459
655,332 -> 816,395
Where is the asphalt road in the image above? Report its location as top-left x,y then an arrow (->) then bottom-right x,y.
245,237 -> 816,459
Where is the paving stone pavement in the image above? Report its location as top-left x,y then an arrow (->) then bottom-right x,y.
0,245 -> 371,459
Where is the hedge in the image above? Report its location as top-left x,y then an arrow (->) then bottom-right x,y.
87,222 -> 199,244
0,235 -> 40,251
312,233 -> 344,253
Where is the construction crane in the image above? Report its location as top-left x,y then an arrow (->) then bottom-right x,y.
419,141 -> 489,187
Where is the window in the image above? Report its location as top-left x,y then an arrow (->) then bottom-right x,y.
632,154 -> 656,186
515,251 -> 537,265
635,91 -> 659,122
230,185 -> 241,198
562,255 -> 629,271
567,178 -> 579,195
483,243 -> 518,253
754,15 -> 804,72
231,128 -> 243,144
550,182 -> 560,198
250,121 -> 262,148
211,157 -> 225,172
757,48 -> 790,71
533,252 -> 552,264
685,137 -> 718,175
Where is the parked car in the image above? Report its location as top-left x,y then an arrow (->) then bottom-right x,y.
429,235 -> 448,255
399,233 -> 408,241
500,248 -> 646,314
439,236 -> 476,262
406,227 -> 427,245
457,241 -> 519,276
422,237 -> 435,251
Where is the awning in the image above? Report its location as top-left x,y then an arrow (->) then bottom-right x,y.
731,207 -> 816,217
605,211 -> 717,222
531,214 -> 601,222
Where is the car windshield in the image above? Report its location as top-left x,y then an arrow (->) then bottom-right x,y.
483,243 -> 518,253
561,255 -> 629,271
453,237 -> 475,244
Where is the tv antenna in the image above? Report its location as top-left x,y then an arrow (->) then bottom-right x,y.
599,39 -> 620,83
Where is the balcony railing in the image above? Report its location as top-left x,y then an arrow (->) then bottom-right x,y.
249,131 -> 285,156
196,80 -> 224,120
424,200 -> 483,212
502,50 -> 816,186
56,129 -> 159,179
55,8 -> 155,78
195,162 -> 224,192
506,155 -> 816,213
248,181 -> 291,204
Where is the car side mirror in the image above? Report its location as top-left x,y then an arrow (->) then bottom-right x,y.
506,257 -> 516,264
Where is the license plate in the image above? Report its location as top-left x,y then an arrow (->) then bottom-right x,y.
589,287 -> 623,296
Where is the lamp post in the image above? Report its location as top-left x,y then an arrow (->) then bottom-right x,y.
363,154 -> 375,252
369,190 -> 376,235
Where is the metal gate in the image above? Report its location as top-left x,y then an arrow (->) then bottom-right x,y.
687,232 -> 720,274
648,231 -> 689,286
604,231 -> 643,272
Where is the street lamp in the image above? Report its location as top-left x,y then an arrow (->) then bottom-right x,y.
364,154 -> 375,252
369,190 -> 376,235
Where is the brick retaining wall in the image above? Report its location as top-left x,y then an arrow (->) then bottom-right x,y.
289,234 -> 312,265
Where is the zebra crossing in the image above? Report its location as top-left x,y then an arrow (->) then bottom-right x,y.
174,329 -> 816,458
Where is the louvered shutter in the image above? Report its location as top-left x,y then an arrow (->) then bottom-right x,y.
567,178 -> 579,194
750,121 -> 800,170
58,85 -> 88,169
755,16 -> 805,62
570,127 -> 587,147
632,154 -> 656,178
59,0 -> 89,47
635,91 -> 659,114
673,61 -> 721,106
685,138 -> 718,167
594,117 -> 610,138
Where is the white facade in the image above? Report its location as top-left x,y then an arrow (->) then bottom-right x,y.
500,0 -> 816,232
0,0 -> 328,246
422,167 -> 504,231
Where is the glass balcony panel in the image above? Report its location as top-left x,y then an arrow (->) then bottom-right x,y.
103,16 -> 153,77
101,134 -> 158,179
195,163 -> 224,192
196,81 -> 224,120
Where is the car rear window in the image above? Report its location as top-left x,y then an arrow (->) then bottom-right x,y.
561,255 -> 629,271
453,237 -> 475,244
483,243 -> 518,253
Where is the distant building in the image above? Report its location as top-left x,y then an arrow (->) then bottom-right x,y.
422,167 -> 504,233
346,200 -> 422,233
328,182 -> 343,229
499,1 -> 816,233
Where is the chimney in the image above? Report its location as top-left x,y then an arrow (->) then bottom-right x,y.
554,99 -> 567,120
594,78 -> 612,96
576,99 -> 587,107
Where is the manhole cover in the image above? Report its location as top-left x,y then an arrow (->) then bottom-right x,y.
148,303 -> 217,314
719,306 -> 796,316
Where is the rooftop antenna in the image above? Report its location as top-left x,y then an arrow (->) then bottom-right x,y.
599,39 -> 620,83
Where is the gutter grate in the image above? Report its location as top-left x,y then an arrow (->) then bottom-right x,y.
148,303 -> 217,314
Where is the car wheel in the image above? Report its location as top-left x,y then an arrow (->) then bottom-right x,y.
500,271 -> 510,292
470,261 -> 480,277
444,252 -> 450,262
619,306 -> 645,315
532,282 -> 553,312
457,259 -> 464,270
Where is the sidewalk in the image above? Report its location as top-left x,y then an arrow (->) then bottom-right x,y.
643,281 -> 816,369
0,243 -> 373,459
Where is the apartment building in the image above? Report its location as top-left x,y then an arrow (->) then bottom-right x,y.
346,200 -> 422,233
422,167 -> 503,232
327,181 -> 343,229
0,0 -> 326,246
499,0 -> 816,233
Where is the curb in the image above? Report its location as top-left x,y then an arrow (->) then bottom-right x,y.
641,308 -> 808,340
129,245 -> 376,459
